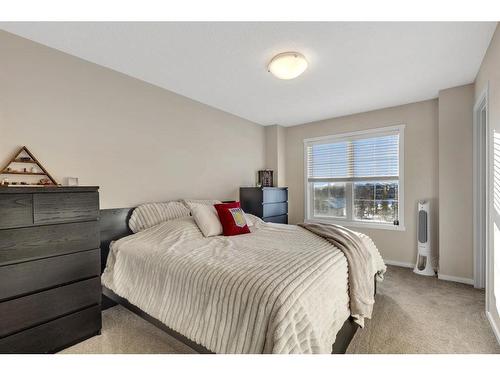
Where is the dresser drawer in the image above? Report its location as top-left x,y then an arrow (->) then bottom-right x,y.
262,202 -> 288,218
0,221 -> 99,266
263,214 -> 288,224
34,192 -> 99,225
0,277 -> 101,338
0,305 -> 101,353
0,194 -> 33,229
0,249 -> 100,301
263,188 -> 288,204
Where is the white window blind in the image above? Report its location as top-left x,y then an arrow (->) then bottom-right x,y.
306,133 -> 399,181
304,125 -> 404,230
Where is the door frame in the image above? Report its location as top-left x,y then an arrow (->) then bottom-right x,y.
473,84 -> 489,291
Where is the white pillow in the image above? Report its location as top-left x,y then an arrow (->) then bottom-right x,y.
244,213 -> 257,227
188,203 -> 223,237
128,201 -> 190,233
182,198 -> 222,207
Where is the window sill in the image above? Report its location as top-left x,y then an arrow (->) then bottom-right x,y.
305,217 -> 406,231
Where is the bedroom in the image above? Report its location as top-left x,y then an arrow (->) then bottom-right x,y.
1,0 -> 500,373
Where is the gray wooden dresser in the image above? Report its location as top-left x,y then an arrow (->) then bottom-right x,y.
0,186 -> 102,353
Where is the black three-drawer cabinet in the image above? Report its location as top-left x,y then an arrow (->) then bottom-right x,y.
240,187 -> 288,224
0,186 -> 102,353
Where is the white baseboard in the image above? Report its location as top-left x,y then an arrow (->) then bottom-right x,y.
486,311 -> 500,345
385,260 -> 475,286
437,273 -> 474,285
384,259 -> 414,268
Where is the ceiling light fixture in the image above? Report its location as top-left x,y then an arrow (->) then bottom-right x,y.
268,52 -> 308,80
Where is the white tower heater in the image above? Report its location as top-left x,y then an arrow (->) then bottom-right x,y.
414,201 -> 435,276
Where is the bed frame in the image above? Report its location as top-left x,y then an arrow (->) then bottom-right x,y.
99,207 -> 364,354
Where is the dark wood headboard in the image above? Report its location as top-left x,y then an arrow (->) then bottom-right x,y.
99,208 -> 133,272
99,207 -> 133,309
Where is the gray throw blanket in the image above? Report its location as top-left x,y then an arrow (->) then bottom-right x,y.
299,222 -> 383,326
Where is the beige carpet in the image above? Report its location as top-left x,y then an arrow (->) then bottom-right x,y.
61,266 -> 500,354
347,266 -> 499,353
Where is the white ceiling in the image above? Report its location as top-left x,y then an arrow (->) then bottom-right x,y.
1,22 -> 497,126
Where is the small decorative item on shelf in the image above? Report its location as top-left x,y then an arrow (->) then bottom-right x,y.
19,156 -> 31,162
39,178 -> 53,186
1,178 -> 9,186
258,170 -> 274,187
31,166 -> 37,173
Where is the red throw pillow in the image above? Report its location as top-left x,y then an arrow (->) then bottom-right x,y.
214,202 -> 250,236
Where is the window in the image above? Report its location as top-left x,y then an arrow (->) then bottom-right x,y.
304,125 -> 404,230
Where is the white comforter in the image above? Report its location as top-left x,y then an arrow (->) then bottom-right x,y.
102,216 -> 385,354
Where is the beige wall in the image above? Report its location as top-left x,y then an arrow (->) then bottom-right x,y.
285,100 -> 439,265
475,24 -> 500,338
0,31 -> 265,208
438,84 -> 474,281
264,125 -> 286,186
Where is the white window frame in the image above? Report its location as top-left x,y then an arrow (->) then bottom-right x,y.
303,124 -> 405,231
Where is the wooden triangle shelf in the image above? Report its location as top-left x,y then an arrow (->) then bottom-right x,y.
0,146 -> 59,187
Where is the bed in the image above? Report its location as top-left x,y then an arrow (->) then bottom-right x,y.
100,207 -> 386,354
